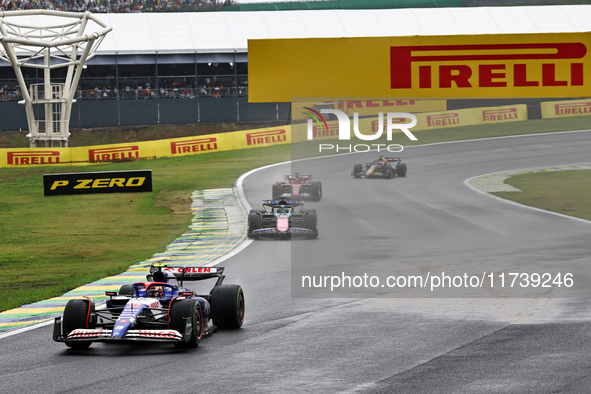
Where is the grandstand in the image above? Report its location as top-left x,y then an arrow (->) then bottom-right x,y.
1,4 -> 591,130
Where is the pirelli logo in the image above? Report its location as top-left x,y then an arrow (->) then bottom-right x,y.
43,170 -> 152,196
482,108 -> 519,122
427,113 -> 460,127
170,137 -> 218,155
554,101 -> 591,115
390,43 -> 586,90
7,150 -> 60,165
310,124 -> 339,139
371,117 -> 407,133
246,129 -> 287,146
89,146 -> 139,162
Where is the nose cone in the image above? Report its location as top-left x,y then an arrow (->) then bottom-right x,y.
277,216 -> 289,232
112,318 -> 133,338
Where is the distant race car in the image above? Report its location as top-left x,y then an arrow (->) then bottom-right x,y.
272,173 -> 322,201
53,264 -> 244,349
352,156 -> 407,179
247,199 -> 318,239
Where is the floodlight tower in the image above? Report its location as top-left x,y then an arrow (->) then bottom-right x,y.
0,10 -> 111,147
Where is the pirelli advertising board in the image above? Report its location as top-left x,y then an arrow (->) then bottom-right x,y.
540,98 -> 591,119
248,33 -> 591,102
43,170 -> 153,196
291,104 -> 528,143
0,125 -> 291,168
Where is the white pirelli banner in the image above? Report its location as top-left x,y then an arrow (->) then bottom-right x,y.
541,98 -> 591,118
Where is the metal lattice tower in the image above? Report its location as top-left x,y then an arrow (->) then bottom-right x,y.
0,10 -> 111,147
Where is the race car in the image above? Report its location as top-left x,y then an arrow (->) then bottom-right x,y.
272,173 -> 322,201
352,156 -> 407,179
53,264 -> 244,349
247,199 -> 318,239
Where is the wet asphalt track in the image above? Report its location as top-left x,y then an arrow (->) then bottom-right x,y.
1,130 -> 591,393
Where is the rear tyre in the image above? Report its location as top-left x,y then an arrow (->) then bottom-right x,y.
118,284 -> 135,296
311,182 -> 322,201
353,164 -> 363,178
247,210 -> 261,239
170,299 -> 203,348
272,182 -> 283,200
63,298 -> 95,349
210,285 -> 245,329
396,162 -> 407,177
304,209 -> 319,239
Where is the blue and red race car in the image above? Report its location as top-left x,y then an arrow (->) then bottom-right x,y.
53,264 -> 244,349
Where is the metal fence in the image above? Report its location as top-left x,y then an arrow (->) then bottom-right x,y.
0,86 -> 249,101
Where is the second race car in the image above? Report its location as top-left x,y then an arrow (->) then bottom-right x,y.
352,156 -> 407,179
272,173 -> 322,201
247,199 -> 318,239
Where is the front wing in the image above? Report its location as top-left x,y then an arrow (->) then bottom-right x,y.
252,227 -> 315,236
53,316 -> 188,344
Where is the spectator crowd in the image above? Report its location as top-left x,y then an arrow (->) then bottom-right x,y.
0,0 -> 228,13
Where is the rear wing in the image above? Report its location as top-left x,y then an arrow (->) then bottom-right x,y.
149,264 -> 225,286
382,157 -> 402,162
263,199 -> 302,206
285,173 -> 312,180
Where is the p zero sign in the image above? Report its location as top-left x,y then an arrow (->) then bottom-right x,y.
248,33 -> 591,102
43,170 -> 152,196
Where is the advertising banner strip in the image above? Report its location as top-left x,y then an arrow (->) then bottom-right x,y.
0,103 -> 525,167
291,104 -> 528,143
0,124 -> 292,168
248,33 -> 591,102
43,170 -> 153,196
541,98 -> 591,118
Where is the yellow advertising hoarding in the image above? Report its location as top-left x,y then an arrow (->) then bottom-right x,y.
249,33 -> 591,102
541,98 -> 591,118
0,103 -> 526,168
291,104 -> 528,143
0,125 -> 291,168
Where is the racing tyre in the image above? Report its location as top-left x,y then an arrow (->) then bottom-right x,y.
118,284 -> 135,296
272,182 -> 283,200
385,166 -> 393,179
210,284 -> 245,329
396,162 -> 407,177
247,209 -> 261,239
311,182 -> 322,201
304,209 -> 319,239
353,164 -> 363,178
170,298 -> 203,348
63,298 -> 95,349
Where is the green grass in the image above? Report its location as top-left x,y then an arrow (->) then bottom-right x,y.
1,115 -> 590,312
0,145 -> 291,311
493,170 -> 591,221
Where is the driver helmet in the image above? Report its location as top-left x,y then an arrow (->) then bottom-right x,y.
146,285 -> 163,298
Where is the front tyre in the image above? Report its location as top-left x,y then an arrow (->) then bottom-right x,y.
63,298 -> 95,349
210,285 -> 245,329
170,299 -> 203,348
353,164 -> 363,178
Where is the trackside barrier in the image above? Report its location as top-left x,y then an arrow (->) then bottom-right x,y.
292,104 -> 528,143
0,104 -> 527,167
0,124 -> 291,168
541,98 -> 591,119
